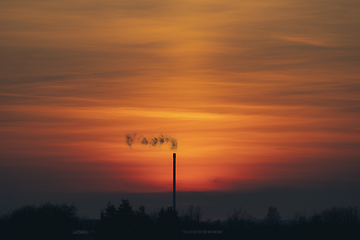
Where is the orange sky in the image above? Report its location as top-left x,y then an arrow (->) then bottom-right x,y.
1,0 -> 360,196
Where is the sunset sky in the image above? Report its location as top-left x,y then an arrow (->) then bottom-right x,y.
1,0 -> 360,218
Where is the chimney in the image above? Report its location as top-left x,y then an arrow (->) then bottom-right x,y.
173,153 -> 176,212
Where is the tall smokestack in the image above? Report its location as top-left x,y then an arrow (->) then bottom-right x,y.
173,153 -> 176,212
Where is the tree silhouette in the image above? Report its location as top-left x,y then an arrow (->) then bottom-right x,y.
98,202 -> 117,239
156,207 -> 182,240
115,199 -> 135,239
308,206 -> 360,240
226,208 -> 253,240
134,205 -> 153,240
98,200 -> 156,240
265,207 -> 281,226
3,200 -> 360,240
186,205 -> 203,223
98,199 -> 138,240
182,205 -> 203,230
2,203 -> 79,240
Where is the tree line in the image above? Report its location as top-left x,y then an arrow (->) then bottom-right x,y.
0,201 -> 359,240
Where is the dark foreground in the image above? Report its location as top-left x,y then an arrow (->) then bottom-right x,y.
1,201 -> 359,240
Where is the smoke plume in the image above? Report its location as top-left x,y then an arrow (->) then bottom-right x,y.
126,133 -> 137,148
125,133 -> 178,150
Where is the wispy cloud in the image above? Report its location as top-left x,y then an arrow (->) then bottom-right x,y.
276,35 -> 334,47
0,0 -> 359,195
